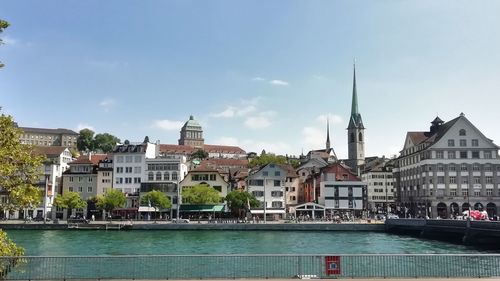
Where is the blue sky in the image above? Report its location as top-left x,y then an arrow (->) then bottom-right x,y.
2,1 -> 500,159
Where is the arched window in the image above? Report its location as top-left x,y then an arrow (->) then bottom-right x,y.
156,172 -> 162,181
148,172 -> 154,181
171,172 -> 178,181
358,132 -> 363,142
164,172 -> 170,181
459,129 -> 466,136
350,133 -> 355,143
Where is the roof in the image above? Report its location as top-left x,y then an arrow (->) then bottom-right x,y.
181,115 -> 202,129
278,164 -> 298,178
159,144 -> 246,155
405,116 -> 461,147
70,154 -> 108,165
32,146 -> 68,157
19,127 -> 79,135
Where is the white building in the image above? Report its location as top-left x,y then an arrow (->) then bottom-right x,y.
112,140 -> 157,195
394,114 -> 500,219
246,164 -> 286,220
361,157 -> 395,215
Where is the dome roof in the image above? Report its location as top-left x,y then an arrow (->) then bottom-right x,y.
183,115 -> 202,129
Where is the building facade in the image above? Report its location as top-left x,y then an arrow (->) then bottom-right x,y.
19,127 -> 79,148
246,164 -> 286,219
178,115 -> 204,148
361,158 -> 395,215
394,114 -> 500,219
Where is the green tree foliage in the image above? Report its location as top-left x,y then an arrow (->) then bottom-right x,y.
0,109 -> 43,269
96,189 -> 126,213
53,191 -> 87,217
0,19 -> 9,68
182,184 -> 221,204
0,111 -> 44,215
248,153 -> 288,168
225,190 -> 259,218
94,133 -> 120,153
190,149 -> 208,160
77,128 -> 95,152
141,190 -> 172,210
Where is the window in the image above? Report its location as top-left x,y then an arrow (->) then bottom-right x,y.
359,132 -> 363,142
88,177 -> 93,182
275,171 -> 281,176
459,129 -> 466,136
474,190 -> 481,197
484,151 -> 492,159
272,201 -> 283,208
271,191 -> 283,197
485,165 -> 492,171
69,177 -> 74,182
486,176 -> 493,184
164,172 -> 170,181
78,186 -> 83,192
126,167 -> 132,173
437,176 -> 445,184
171,172 -> 178,181
460,164 -> 467,171
116,167 -> 124,173
474,177 -> 480,184
437,165 -> 444,171
448,151 -> 456,159
134,177 -> 141,184
148,172 -> 154,181
126,156 -> 133,163
460,151 -> 467,159
462,190 -> 468,197
461,177 -> 469,184
134,167 -> 141,174
87,186 -> 93,192
436,151 -> 444,159
209,174 -> 216,181
472,151 -> 479,159
156,172 -> 162,181
350,133 -> 355,143
449,190 -> 457,196
460,139 -> 467,147
473,164 -> 480,171
449,164 -> 456,171
472,139 -> 479,147
274,180 -> 281,186
116,177 -> 123,184
263,171 -> 268,176
449,176 -> 456,184
448,139 -> 455,147
69,187 -> 73,192
125,177 -> 132,184
487,189 -> 493,196
134,156 -> 141,163
252,191 -> 264,197
117,156 -> 124,163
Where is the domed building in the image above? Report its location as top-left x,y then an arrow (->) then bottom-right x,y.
178,115 -> 204,148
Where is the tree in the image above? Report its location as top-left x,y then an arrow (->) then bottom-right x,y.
76,128 -> 95,152
190,149 -> 208,160
0,19 -> 9,68
0,111 -> 45,216
96,189 -> 126,215
141,190 -> 172,221
94,133 -> 120,153
248,153 -> 288,168
182,184 -> 221,205
226,190 -> 259,218
0,109 -> 43,274
53,192 -> 87,217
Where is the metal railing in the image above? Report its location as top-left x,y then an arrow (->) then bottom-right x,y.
1,254 -> 499,280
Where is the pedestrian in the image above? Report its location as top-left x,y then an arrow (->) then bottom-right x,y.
91,214 -> 95,221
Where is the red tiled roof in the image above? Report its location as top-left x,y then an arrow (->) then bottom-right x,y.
32,146 -> 68,156
159,144 -> 246,155
70,154 -> 108,165
407,132 -> 428,145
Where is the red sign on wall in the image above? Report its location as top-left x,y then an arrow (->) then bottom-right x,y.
325,256 -> 341,275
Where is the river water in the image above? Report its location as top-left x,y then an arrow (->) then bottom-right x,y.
6,230 -> 495,256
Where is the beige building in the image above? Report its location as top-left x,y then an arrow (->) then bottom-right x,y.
179,165 -> 229,204
19,127 -> 79,148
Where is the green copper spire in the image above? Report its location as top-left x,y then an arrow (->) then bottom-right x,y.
351,63 -> 359,116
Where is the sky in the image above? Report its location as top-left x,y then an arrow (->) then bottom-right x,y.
2,1 -> 500,159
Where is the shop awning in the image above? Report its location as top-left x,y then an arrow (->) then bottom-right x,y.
180,205 -> 225,212
250,210 -> 285,214
138,206 -> 157,212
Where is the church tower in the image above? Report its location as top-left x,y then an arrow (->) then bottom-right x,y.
347,64 -> 365,170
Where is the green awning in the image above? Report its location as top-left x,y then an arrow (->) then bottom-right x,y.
180,205 -> 225,212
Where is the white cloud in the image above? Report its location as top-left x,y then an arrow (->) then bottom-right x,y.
98,98 -> 116,112
302,126 -> 324,148
2,36 -> 18,45
210,105 -> 256,118
244,116 -> 272,129
76,123 -> 95,132
252,77 -> 266,81
316,113 -> 343,125
152,120 -> 184,131
269,79 -> 289,86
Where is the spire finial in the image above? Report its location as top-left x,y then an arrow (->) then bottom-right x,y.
326,116 -> 331,150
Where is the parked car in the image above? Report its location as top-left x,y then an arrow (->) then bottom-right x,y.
387,214 -> 399,219
172,218 -> 190,223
